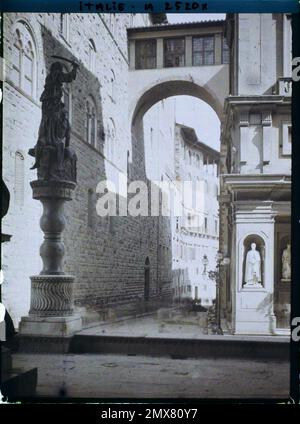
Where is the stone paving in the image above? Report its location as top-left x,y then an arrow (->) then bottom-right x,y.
80,314 -> 208,338
12,353 -> 290,399
79,314 -> 289,342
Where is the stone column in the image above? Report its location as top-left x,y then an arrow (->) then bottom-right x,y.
185,36 -> 192,67
19,180 -> 82,337
157,38 -> 164,69
19,59 -> 82,342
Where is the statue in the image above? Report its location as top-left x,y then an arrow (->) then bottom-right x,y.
244,243 -> 262,287
281,244 -> 291,280
29,57 -> 79,182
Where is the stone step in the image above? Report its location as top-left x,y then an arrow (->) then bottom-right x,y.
68,334 -> 290,361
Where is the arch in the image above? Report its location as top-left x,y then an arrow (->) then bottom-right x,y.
130,79 -> 224,128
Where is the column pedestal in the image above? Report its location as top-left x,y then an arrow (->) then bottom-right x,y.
19,180 -> 82,346
19,275 -> 81,337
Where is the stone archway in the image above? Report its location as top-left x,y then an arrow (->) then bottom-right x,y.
130,78 -> 226,129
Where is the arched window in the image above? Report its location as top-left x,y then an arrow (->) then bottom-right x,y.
11,21 -> 37,99
11,29 -> 22,88
195,154 -> 200,167
14,151 -> 25,206
86,95 -> 97,148
88,39 -> 96,73
60,14 -> 70,42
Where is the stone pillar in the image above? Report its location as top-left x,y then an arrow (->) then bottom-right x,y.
19,180 -> 82,337
214,33 -> 222,65
262,111 -> 272,170
232,202 -> 276,335
157,38 -> 164,69
18,60 -> 82,349
185,36 -> 192,67
283,14 -> 292,77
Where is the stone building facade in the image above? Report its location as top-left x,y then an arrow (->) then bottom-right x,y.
219,13 -> 292,335
2,12 -> 172,328
172,124 -> 219,306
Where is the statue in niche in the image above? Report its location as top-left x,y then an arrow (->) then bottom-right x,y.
29,57 -> 79,182
244,242 -> 262,287
281,244 -> 291,281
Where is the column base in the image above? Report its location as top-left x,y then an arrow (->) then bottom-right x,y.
19,314 -> 82,337
234,314 -> 277,335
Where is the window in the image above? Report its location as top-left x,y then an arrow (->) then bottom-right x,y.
60,14 -> 70,42
14,151 -> 25,206
164,38 -> 185,68
204,217 -> 208,233
88,39 -> 96,73
195,286 -> 199,299
215,219 -> 218,235
135,39 -> 157,69
193,36 -> 215,66
23,40 -> 34,96
222,37 -> 230,64
282,122 -> 292,155
86,96 -> 97,148
11,29 -> 22,87
288,125 -> 292,145
11,22 -> 37,99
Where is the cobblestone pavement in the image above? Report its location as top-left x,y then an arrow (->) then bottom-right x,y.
12,353 -> 289,399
